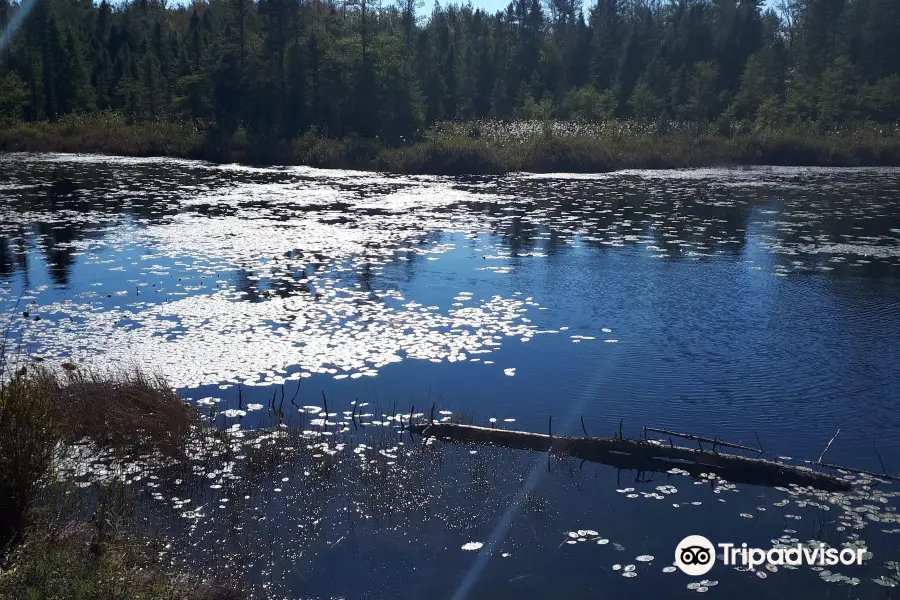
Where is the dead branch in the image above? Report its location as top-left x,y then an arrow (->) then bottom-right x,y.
817,429 -> 841,464
645,427 -> 760,454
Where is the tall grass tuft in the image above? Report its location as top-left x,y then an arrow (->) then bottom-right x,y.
0,368 -> 60,554
59,369 -> 200,457
0,366 -> 199,554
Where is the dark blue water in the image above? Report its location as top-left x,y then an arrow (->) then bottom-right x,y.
3,154 -> 900,598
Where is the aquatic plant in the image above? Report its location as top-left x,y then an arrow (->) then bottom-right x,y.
4,376 -> 898,598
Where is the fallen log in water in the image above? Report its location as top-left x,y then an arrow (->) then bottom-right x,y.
408,422 -> 853,492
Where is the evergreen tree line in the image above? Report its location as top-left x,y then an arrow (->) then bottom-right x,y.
0,0 -> 898,144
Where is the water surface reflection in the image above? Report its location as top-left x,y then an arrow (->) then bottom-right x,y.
2,156 -> 900,560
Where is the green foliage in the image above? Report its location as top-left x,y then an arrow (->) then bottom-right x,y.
562,85 -> 617,122
685,61 -> 720,121
628,81 -> 658,122
731,52 -> 777,120
371,33 -> 424,143
859,76 -> 900,122
174,73 -> 212,124
0,0 -> 895,157
0,72 -> 29,125
818,56 -> 859,124
522,94 -> 554,121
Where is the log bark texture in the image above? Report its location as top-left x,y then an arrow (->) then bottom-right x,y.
409,422 -> 853,492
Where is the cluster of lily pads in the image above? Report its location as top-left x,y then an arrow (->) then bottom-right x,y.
51,407 -> 900,596
4,155 -> 900,598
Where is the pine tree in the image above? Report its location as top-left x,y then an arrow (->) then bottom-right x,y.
0,0 -> 895,140
0,71 -> 28,123
0,0 -> 11,72
589,0 -> 620,92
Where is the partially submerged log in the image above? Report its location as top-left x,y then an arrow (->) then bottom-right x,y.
408,422 -> 853,492
643,427 -> 762,454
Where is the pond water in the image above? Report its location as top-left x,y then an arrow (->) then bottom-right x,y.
2,153 -> 900,598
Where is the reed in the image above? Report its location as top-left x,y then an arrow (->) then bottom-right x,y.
59,368 -> 200,457
0,368 -> 60,554
0,365 -> 199,553
3,115 -> 898,174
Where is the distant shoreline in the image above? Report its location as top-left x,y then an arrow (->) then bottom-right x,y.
2,117 -> 899,176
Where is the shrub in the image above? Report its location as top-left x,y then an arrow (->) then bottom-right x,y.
562,85 -> 618,123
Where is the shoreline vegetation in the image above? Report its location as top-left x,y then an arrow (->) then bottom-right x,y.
3,362 -> 900,597
2,115 -> 900,175
0,365 -> 243,600
0,359 -> 459,600
0,359 -> 471,599
1,0 -> 898,177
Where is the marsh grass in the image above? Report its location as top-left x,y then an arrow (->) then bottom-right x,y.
0,369 -> 60,554
0,113 -> 205,159
0,361 -> 243,599
0,507 -> 245,600
0,365 -> 199,554
3,114 -> 898,174
60,369 -> 200,458
382,120 -> 900,174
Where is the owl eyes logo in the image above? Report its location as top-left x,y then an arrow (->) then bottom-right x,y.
680,545 -> 712,565
675,535 -> 716,576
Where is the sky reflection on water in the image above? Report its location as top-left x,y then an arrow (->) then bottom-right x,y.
3,154 -> 900,598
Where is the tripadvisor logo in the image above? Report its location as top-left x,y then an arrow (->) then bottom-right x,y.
675,535 -> 716,576
675,534 -> 868,576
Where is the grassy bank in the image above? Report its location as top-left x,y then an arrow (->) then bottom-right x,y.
0,360 -> 455,599
3,362 -> 900,597
1,519 -> 243,600
0,365 -> 240,600
2,114 -> 899,174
